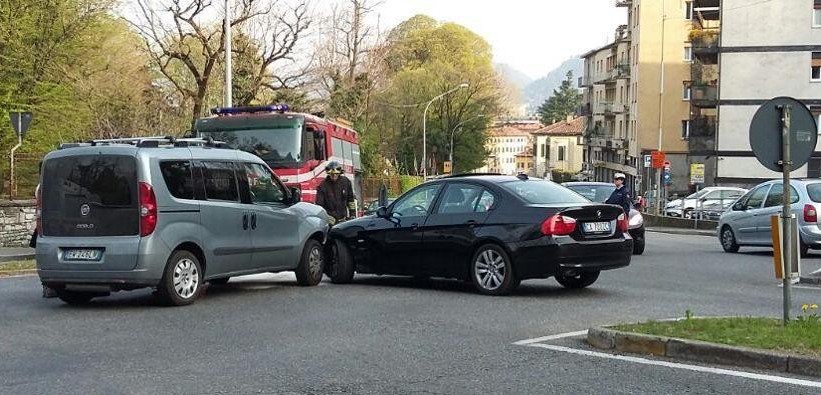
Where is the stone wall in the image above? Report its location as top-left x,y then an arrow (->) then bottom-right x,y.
0,200 -> 36,247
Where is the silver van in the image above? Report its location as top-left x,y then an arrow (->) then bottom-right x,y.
36,137 -> 330,306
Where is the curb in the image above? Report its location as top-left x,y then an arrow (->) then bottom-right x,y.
0,254 -> 36,263
0,269 -> 37,278
646,228 -> 716,237
587,326 -> 821,378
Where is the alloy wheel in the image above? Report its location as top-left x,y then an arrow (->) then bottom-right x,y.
308,246 -> 323,279
173,258 -> 199,299
474,249 -> 506,291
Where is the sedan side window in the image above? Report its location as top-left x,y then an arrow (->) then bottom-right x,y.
437,183 -> 485,214
744,186 -> 769,210
392,184 -> 442,217
764,185 -> 799,208
475,190 -> 496,213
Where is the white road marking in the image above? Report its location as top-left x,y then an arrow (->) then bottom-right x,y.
513,334 -> 821,389
512,330 -> 589,346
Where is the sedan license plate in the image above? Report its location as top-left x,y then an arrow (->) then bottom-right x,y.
583,222 -> 611,234
64,249 -> 102,262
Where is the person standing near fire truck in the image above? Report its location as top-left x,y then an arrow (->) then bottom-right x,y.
316,161 -> 356,225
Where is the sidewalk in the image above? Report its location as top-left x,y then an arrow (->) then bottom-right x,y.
645,227 -> 716,237
0,248 -> 35,263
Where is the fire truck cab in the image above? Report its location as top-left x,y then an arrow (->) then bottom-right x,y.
194,105 -> 363,208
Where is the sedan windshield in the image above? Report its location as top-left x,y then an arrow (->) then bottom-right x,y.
501,180 -> 589,205
565,184 -> 615,203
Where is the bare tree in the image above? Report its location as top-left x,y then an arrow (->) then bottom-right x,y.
126,0 -> 269,125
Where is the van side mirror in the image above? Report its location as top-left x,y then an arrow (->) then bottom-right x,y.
289,187 -> 301,204
376,206 -> 388,218
732,202 -> 743,211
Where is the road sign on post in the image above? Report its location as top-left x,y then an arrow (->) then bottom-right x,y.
750,97 -> 818,325
690,163 -> 705,184
443,161 -> 452,174
8,111 -> 33,198
643,155 -> 651,168
651,151 -> 666,169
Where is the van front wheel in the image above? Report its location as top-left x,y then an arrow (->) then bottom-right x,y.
157,250 -> 203,306
296,239 -> 324,286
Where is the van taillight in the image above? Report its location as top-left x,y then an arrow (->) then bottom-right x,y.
804,204 -> 817,223
35,185 -> 41,233
541,215 -> 577,236
617,213 -> 629,233
139,182 -> 157,237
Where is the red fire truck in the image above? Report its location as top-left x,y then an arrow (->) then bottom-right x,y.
194,105 -> 363,208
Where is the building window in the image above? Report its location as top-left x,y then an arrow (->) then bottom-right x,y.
684,47 -> 693,61
814,1 -> 821,27
683,86 -> 691,101
681,120 -> 691,140
540,143 -> 546,158
813,52 -> 821,81
558,146 -> 566,161
685,1 -> 693,20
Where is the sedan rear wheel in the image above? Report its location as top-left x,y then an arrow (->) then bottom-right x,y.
555,271 -> 600,289
721,226 -> 740,253
471,245 -> 517,296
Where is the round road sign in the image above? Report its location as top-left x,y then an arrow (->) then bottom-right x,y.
749,97 -> 818,172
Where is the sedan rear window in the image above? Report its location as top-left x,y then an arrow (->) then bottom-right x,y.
501,181 -> 588,205
807,183 -> 821,202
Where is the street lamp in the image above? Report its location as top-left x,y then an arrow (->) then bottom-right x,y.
224,0 -> 233,107
422,83 -> 469,179
450,114 -> 485,173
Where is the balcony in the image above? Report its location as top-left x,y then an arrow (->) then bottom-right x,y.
605,64 -> 630,82
689,117 -> 716,154
691,84 -> 718,108
578,76 -> 591,88
615,0 -> 632,7
577,104 -> 592,117
690,29 -> 720,60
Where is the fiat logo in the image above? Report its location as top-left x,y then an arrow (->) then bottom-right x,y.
80,204 -> 91,217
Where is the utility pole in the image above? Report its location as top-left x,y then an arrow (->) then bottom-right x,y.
656,0 -> 667,215
224,0 -> 233,107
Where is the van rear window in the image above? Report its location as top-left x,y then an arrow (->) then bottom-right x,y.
41,155 -> 139,237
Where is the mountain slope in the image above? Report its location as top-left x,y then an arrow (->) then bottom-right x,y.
523,58 -> 583,114
494,63 -> 533,91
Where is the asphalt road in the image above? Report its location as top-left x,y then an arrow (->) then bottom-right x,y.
2,232 -> 821,394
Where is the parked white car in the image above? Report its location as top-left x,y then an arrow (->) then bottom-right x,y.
665,187 -> 747,218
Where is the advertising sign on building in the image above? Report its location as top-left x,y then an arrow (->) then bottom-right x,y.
690,163 -> 705,184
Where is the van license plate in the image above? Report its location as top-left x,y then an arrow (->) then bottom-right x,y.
64,249 -> 102,261
583,222 -> 611,233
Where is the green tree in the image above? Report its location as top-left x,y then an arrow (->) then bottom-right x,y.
537,71 -> 581,126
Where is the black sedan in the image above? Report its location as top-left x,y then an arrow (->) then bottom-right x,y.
563,182 -> 646,255
326,174 -> 632,295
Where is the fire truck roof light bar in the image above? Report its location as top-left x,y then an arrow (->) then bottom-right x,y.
210,104 -> 290,115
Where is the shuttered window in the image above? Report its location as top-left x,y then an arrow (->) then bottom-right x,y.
813,52 -> 821,81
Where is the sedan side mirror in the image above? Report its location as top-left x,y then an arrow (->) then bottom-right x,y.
289,187 -> 301,204
376,206 -> 388,218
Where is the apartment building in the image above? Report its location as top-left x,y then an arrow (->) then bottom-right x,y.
484,121 -> 540,175
581,0 -> 695,195
698,0 -> 821,186
533,116 -> 586,178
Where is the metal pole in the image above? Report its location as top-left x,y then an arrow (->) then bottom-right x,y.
422,84 -> 467,179
224,0 -> 233,107
9,116 -> 22,198
780,105 -> 792,325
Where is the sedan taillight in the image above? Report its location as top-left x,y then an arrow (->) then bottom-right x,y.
804,204 -> 817,223
617,213 -> 629,233
541,215 -> 577,236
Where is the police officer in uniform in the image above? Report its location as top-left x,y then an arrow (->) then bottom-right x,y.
316,161 -> 356,225
605,172 -> 632,214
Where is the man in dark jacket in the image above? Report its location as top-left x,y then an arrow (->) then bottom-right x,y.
605,172 -> 632,214
316,161 -> 356,224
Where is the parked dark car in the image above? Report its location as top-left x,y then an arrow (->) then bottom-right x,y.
563,182 -> 646,255
326,174 -> 632,295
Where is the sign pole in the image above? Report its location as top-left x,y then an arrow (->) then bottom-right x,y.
779,104 -> 792,325
10,115 -> 23,197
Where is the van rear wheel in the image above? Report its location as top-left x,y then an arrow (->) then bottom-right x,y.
55,290 -> 95,305
157,250 -> 203,306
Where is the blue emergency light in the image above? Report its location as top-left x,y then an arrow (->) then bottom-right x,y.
210,104 -> 289,115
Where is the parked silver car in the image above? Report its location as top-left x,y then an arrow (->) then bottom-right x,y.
665,187 -> 747,218
718,179 -> 821,257
36,137 -> 330,306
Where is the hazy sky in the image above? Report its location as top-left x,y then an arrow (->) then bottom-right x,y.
373,0 -> 626,79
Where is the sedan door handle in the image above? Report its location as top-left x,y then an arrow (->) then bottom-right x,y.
465,220 -> 479,226
410,223 -> 420,230
242,213 -> 249,230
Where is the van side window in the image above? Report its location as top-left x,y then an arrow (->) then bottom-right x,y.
243,163 -> 286,204
202,162 -> 239,202
160,161 -> 194,200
